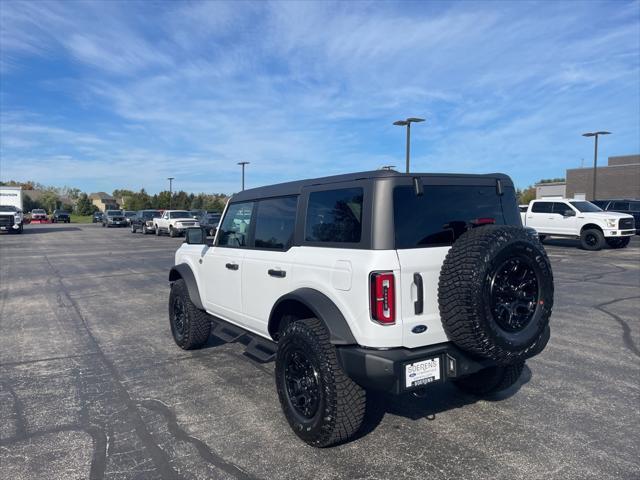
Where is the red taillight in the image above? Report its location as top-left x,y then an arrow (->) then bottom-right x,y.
370,272 -> 395,325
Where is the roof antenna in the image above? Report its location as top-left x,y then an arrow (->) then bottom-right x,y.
413,177 -> 424,196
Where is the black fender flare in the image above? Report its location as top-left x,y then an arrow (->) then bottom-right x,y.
169,264 -> 204,310
269,288 -> 357,345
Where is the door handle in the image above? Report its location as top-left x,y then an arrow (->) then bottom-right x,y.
413,273 -> 424,315
225,263 -> 239,271
268,269 -> 286,278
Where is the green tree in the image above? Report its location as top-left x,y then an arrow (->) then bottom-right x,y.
40,191 -> 59,213
23,194 -> 42,212
76,193 -> 97,215
517,186 -> 536,205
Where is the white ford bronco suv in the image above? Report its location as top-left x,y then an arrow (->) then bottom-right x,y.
154,210 -> 200,237
522,198 -> 635,250
168,170 -> 553,446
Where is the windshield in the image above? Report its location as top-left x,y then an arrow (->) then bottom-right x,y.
170,211 -> 191,219
32,209 -> 46,214
569,201 -> 602,213
142,211 -> 160,219
124,211 -> 136,217
107,210 -> 123,216
0,206 -> 18,212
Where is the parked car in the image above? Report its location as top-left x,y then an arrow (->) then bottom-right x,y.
0,205 -> 23,233
30,209 -> 49,223
123,210 -> 137,225
189,209 -> 206,219
92,212 -> 104,223
521,198 -> 635,250
130,210 -> 162,234
51,210 -> 70,223
153,210 -> 199,237
168,170 -> 553,447
102,210 -> 127,228
591,199 -> 640,234
198,212 -> 221,236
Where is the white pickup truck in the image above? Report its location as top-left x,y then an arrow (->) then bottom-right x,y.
153,210 -> 200,237
0,186 -> 24,234
521,198 -> 635,250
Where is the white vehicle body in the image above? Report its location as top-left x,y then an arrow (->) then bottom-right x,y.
0,186 -> 24,233
522,198 -> 635,239
154,210 -> 200,236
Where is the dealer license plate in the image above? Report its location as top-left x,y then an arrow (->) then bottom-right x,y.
405,357 -> 441,389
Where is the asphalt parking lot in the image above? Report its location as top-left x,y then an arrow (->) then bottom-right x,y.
1,224 -> 639,480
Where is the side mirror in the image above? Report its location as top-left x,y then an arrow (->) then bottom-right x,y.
185,227 -> 207,245
564,209 -> 576,217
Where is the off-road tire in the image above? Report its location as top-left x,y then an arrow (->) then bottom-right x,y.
438,225 -> 553,365
580,228 -> 604,251
275,318 -> 366,447
453,361 -> 525,395
605,237 -> 630,249
169,279 -> 211,350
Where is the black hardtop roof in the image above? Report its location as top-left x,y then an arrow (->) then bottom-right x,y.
231,170 -> 513,202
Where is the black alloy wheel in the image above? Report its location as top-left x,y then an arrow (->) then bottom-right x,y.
283,348 -> 320,420
489,257 -> 540,333
171,296 -> 187,342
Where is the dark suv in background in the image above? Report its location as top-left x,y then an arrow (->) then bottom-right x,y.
51,210 -> 70,223
130,210 -> 162,234
102,210 -> 126,227
592,199 -> 640,234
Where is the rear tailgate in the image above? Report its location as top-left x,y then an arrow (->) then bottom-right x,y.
393,176 -> 520,348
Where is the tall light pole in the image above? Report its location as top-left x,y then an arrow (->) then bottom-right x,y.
167,177 -> 174,209
582,131 -> 611,200
393,117 -> 425,173
237,162 -> 249,191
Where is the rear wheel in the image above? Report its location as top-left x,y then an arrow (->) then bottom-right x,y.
275,318 -> 366,447
169,279 -> 211,349
605,237 -> 630,249
580,228 -> 604,251
453,362 -> 525,395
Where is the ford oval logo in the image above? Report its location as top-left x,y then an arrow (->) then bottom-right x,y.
412,325 -> 427,334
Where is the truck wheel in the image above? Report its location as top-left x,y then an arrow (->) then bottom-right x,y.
453,361 -> 525,396
130,224 -> 136,233
17,223 -> 23,234
605,237 -> 630,249
275,318 -> 366,447
142,224 -> 148,234
169,279 -> 211,349
438,225 -> 553,365
155,225 -> 160,236
580,228 -> 604,250
102,222 -> 106,228
169,226 -> 176,237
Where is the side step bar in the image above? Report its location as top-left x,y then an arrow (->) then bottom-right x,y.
209,316 -> 277,363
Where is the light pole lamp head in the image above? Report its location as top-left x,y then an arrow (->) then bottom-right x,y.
406,117 -> 425,124
237,161 -> 250,166
393,120 -> 408,126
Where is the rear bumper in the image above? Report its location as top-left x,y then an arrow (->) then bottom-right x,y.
337,342 -> 494,395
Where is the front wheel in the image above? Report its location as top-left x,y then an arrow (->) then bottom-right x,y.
169,279 -> 211,349
155,225 -> 160,236
275,318 -> 366,447
453,362 -> 525,395
169,226 -> 176,237
580,228 -> 604,250
142,224 -> 148,234
130,224 -> 136,233
605,237 -> 630,249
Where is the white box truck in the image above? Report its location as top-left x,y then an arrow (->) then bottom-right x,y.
0,186 -> 24,233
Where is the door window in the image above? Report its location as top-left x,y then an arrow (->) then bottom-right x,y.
531,202 -> 552,213
217,202 -> 254,248
552,202 -> 571,214
305,188 -> 363,243
612,202 -> 630,211
254,197 -> 297,250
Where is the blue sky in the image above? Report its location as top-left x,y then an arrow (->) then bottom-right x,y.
1,0 -> 639,195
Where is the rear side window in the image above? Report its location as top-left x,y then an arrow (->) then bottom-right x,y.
305,188 -> 363,243
218,202 -> 254,248
254,197 -> 297,250
531,202 -> 552,213
612,202 -> 630,210
630,201 -> 640,211
393,185 -> 514,248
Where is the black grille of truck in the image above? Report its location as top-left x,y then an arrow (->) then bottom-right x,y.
0,215 -> 14,228
619,218 -> 634,230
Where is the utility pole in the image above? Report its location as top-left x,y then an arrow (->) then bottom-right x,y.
167,177 -> 174,209
237,162 -> 250,191
582,131 -> 611,200
393,117 -> 425,173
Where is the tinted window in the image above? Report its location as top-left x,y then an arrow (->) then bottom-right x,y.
170,211 -> 191,219
612,202 -> 630,210
218,202 -> 254,247
305,188 -> 363,243
254,197 -> 297,250
531,202 -> 552,213
393,185 -> 514,249
629,201 -> 640,211
569,201 -> 602,212
552,202 -> 571,214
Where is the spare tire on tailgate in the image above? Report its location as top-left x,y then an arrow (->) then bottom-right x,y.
438,225 -> 553,365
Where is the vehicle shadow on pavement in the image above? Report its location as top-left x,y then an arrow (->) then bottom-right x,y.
22,226 -> 83,234
357,365 -> 533,435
